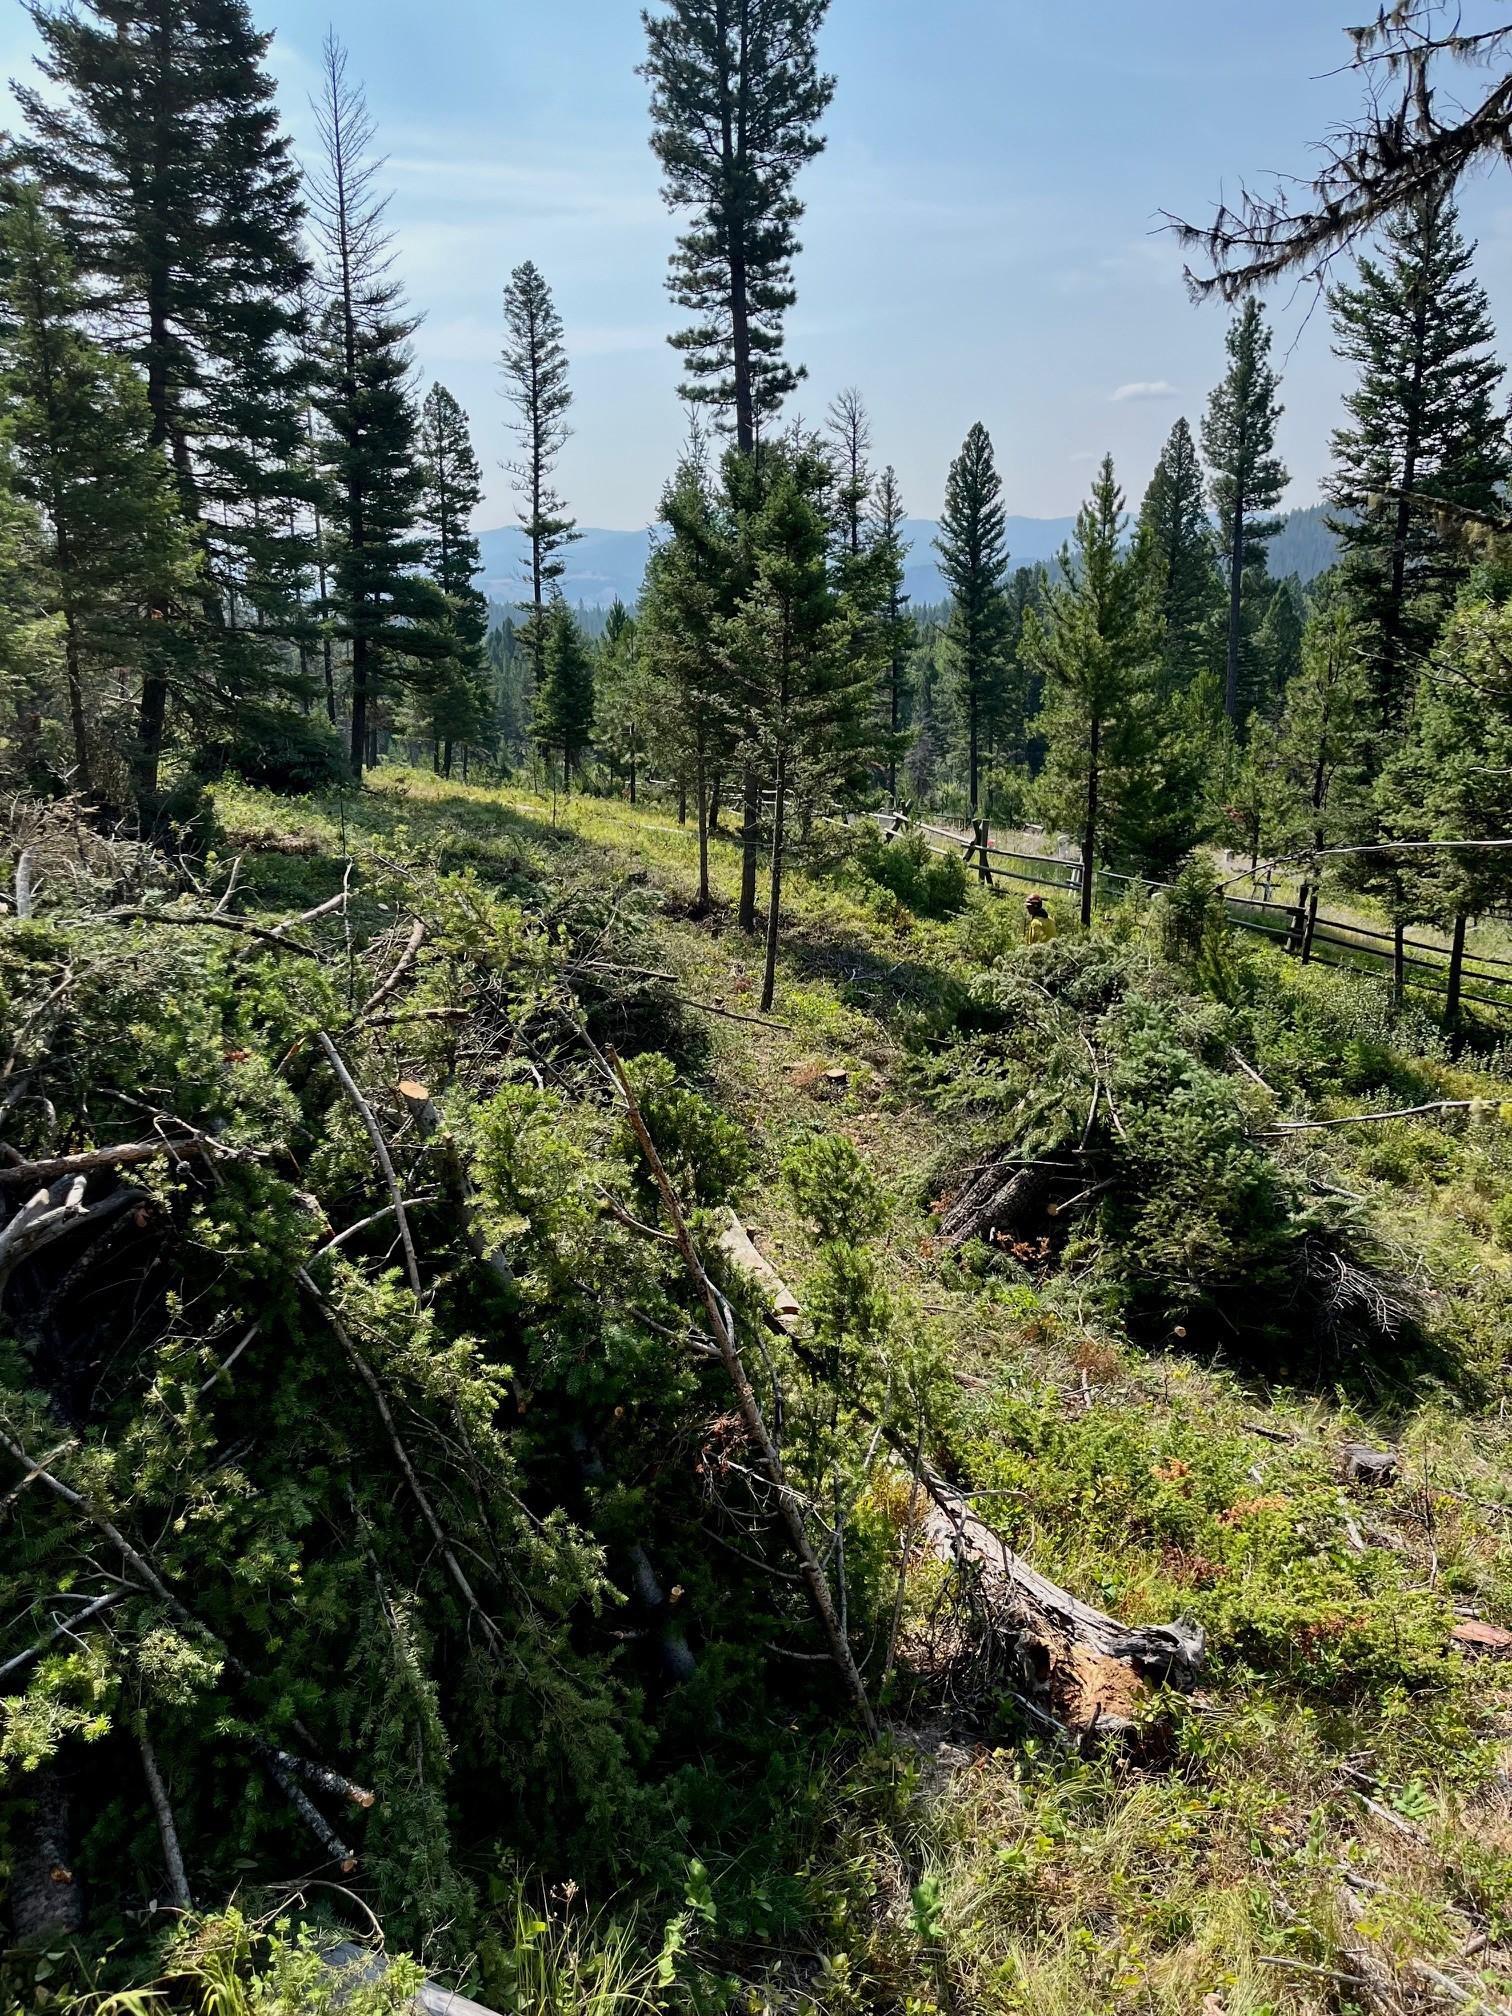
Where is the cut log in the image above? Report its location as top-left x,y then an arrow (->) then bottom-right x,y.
916,1468 -> 1204,1738
1343,1444 -> 1398,1488
716,1211 -> 801,1333
940,1160 -> 1055,1252
710,1209 -> 1203,1739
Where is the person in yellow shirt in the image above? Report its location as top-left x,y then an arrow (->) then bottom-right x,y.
1025,892 -> 1055,944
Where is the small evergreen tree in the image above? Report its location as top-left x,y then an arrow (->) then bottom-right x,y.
593,599 -> 648,803
1271,601 -> 1374,959
532,598 -> 596,792
1,185 -> 188,800
1202,301 -> 1287,724
935,422 -> 1013,814
727,453 -> 875,1009
1134,416 -> 1221,694
1380,596 -> 1512,1026
1026,455 -> 1156,926
639,440 -> 739,903
501,261 -> 578,704
869,464 -> 915,801
1327,189 -> 1509,725
641,0 -> 835,452
416,382 -> 489,775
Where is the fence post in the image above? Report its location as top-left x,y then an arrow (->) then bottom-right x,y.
1446,913 -> 1468,1040
974,818 -> 993,887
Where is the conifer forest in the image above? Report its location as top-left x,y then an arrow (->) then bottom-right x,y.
12,4 -> 1512,2012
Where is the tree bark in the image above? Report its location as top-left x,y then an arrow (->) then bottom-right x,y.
1080,713 -> 1099,929
1445,911 -> 1468,1033
1224,482 -> 1245,722
739,763 -> 760,931
695,745 -> 710,909
11,1764 -> 83,1940
760,751 -> 786,1013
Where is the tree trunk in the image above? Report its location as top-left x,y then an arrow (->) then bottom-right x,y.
12,1764 -> 83,1940
760,753 -> 786,1013
1224,484 -> 1245,723
628,726 -> 637,806
708,771 -> 723,834
1393,919 -> 1406,1004
1300,886 -> 1320,964
695,745 -> 710,910
677,775 -> 687,825
739,763 -> 760,932
1080,715 -> 1099,930
968,693 -> 980,818
59,602 -> 90,798
1445,912 -> 1468,1035
1289,880 -> 1311,955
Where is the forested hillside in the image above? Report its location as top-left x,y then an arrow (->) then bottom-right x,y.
5,5 -> 1512,2016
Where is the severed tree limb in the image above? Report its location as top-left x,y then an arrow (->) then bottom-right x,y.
0,1436 -> 78,1525
0,1133 -> 238,1188
0,1177 -> 139,1296
138,1726 -> 192,1911
358,916 -> 426,1022
601,1042 -> 878,1740
260,1745 -> 375,1810
106,907 -> 322,958
258,1743 -> 357,1873
295,1268 -> 506,1659
0,1588 -> 132,1687
316,1033 -> 422,1298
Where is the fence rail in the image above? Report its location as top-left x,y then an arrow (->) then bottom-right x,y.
863,810 -> 1512,1016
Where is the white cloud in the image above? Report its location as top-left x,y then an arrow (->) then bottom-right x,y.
1111,379 -> 1178,402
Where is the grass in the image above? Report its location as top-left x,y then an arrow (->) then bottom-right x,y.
187,768 -> 1512,2013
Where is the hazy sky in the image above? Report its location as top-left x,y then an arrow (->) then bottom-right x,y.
7,1 -> 1512,531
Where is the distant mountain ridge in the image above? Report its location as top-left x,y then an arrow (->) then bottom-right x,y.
478,504 -> 1338,613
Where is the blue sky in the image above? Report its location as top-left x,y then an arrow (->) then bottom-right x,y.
7,1 -> 1512,531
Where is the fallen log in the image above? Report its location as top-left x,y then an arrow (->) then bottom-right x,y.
939,1158 -> 1056,1252
917,1467 -> 1204,1737
713,1215 -> 1204,1737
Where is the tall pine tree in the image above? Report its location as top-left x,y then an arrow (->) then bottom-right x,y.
501,261 -> 578,702
18,0 -> 312,804
935,421 -> 1012,815
1134,416 -> 1220,695
416,381 -> 489,775
641,0 -> 834,451
0,184 -> 188,798
308,33 -> 444,777
1327,188 -> 1509,725
1202,301 -> 1287,725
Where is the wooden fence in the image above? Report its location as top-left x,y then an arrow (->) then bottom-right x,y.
865,810 -> 1512,1017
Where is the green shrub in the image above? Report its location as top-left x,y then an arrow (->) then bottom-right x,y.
193,705 -> 351,795
853,826 -> 969,918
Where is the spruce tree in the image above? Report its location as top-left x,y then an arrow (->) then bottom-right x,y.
1134,416 -> 1220,694
308,33 -> 445,777
641,0 -> 835,451
0,185 -> 187,798
594,599 -> 648,804
416,382 -> 489,775
1272,602 -> 1374,960
638,439 -> 739,904
1025,456 -> 1156,926
532,598 -> 596,792
870,464 -> 915,802
726,453 -> 875,1010
1381,596 -> 1512,1027
1202,301 -> 1287,724
18,0 -> 311,802
935,422 -> 1012,814
501,261 -> 578,700
1326,189 -> 1509,725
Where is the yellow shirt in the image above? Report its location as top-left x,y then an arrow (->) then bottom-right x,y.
1027,913 -> 1054,944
